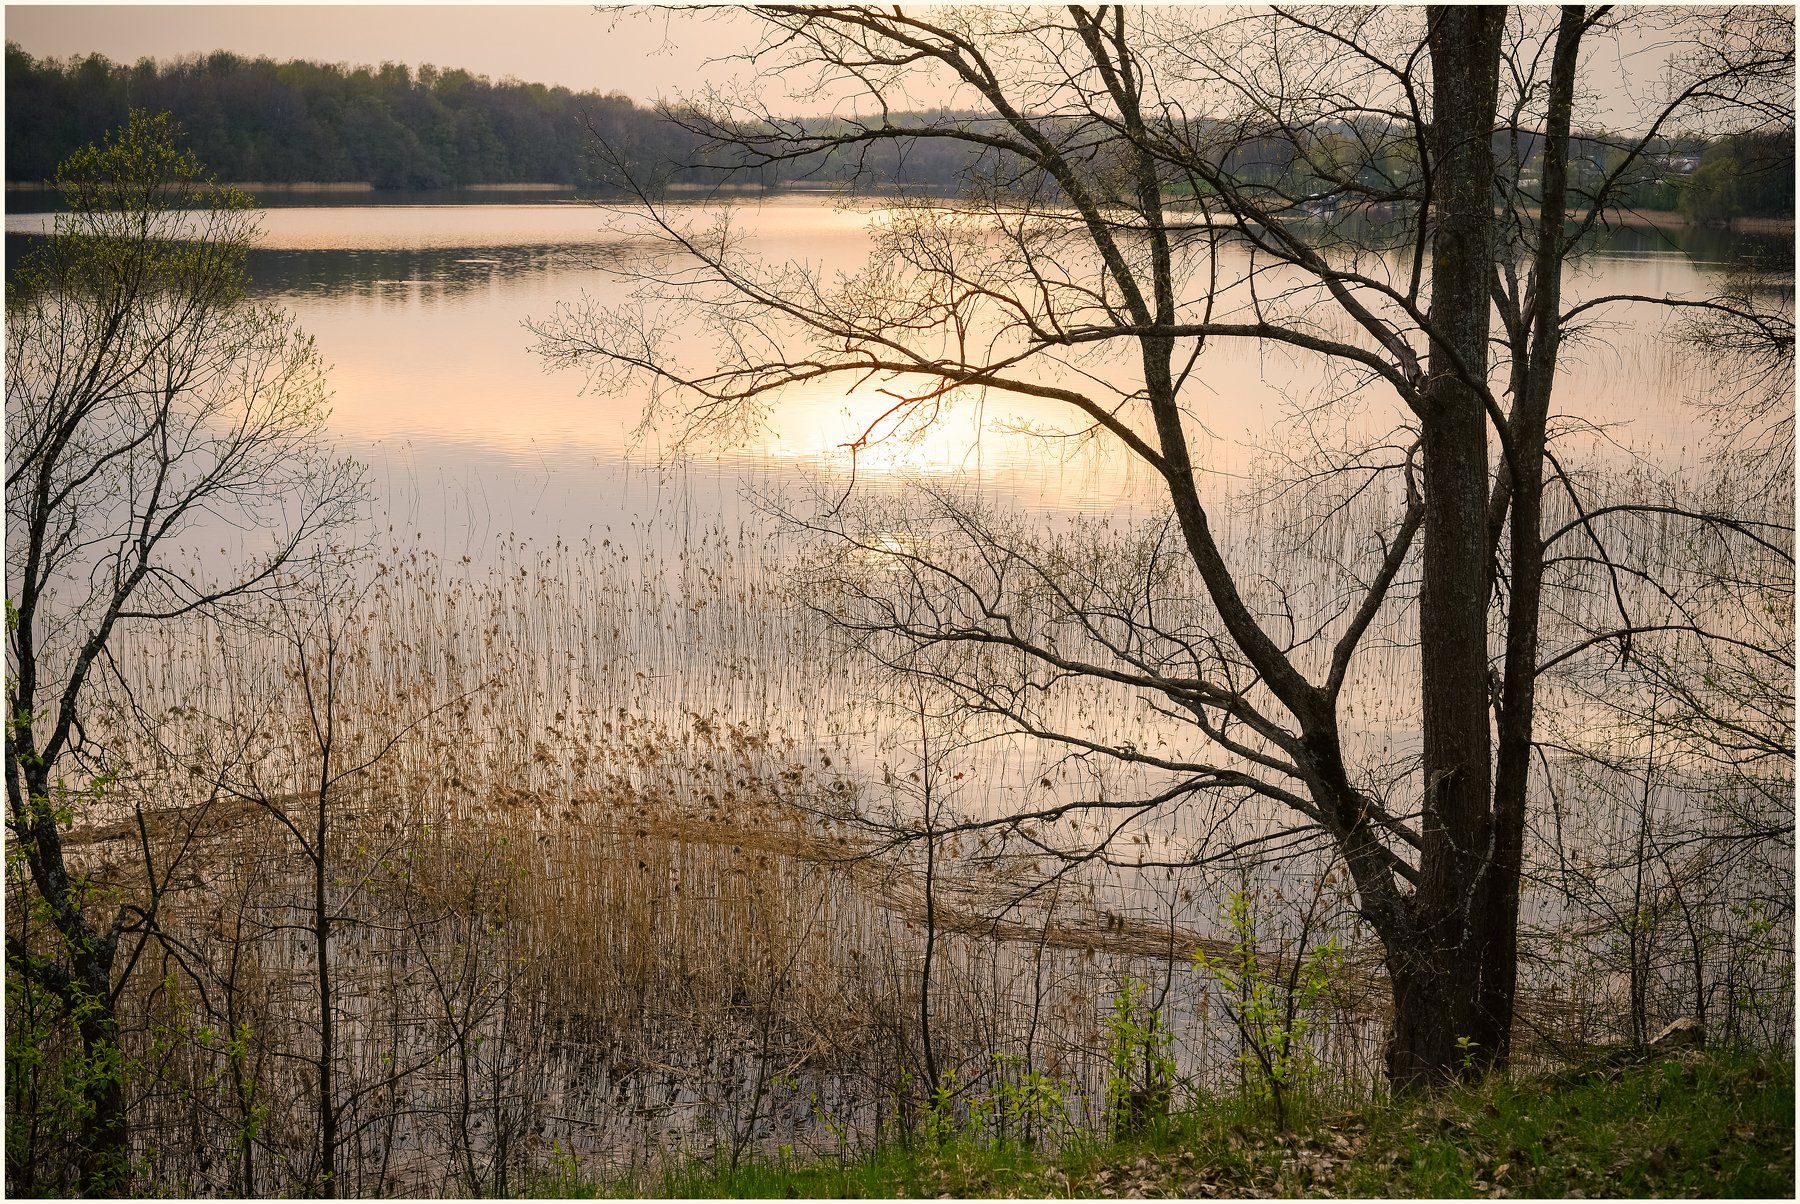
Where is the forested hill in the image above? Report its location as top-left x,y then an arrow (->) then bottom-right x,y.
4,44 -> 1009,192
4,43 -> 726,189
7,43 -> 1791,222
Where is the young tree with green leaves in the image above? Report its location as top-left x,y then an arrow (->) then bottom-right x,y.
5,111 -> 362,1194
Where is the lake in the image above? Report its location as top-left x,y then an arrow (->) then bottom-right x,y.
6,193 -> 1790,1181
8,190 -> 1781,890
8,193 -> 1771,781
10,190 -> 1785,870
6,193 -> 1778,556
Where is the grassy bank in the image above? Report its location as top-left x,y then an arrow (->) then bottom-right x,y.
571,1052 -> 1793,1199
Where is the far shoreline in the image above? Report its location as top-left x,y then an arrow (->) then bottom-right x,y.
4,180 -> 578,193
4,181 -> 1793,236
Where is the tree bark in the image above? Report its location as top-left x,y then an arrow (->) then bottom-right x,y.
1388,4 -> 1507,1089
11,760 -> 130,1195
74,974 -> 128,1194
1477,5 -> 1590,1069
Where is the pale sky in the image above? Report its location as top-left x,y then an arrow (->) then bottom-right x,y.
4,4 -> 756,104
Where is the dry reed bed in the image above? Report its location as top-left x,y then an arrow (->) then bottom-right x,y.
34,408 -> 1790,1189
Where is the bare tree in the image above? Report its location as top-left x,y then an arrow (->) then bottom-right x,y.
534,6 -> 1792,1086
5,111 -> 362,1190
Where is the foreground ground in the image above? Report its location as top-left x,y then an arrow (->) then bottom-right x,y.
564,1052 -> 1793,1199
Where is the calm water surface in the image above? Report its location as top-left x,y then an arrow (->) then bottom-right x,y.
6,195 -> 1761,558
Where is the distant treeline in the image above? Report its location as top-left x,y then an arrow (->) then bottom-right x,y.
1681,132 -> 1795,224
3,43 -> 735,189
5,43 -> 1792,220
4,43 -> 1026,194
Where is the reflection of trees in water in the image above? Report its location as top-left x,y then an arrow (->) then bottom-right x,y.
1594,224 -> 1795,272
244,244 -> 621,299
235,229 -> 1788,305
8,211 -> 1788,303
6,233 -> 627,301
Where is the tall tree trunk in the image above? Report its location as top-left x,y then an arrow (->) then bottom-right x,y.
1387,4 -> 1506,1089
74,972 -> 128,1194
1478,5 -> 1590,1069
13,761 -> 130,1195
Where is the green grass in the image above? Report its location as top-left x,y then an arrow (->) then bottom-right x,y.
563,1052 -> 1794,1198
